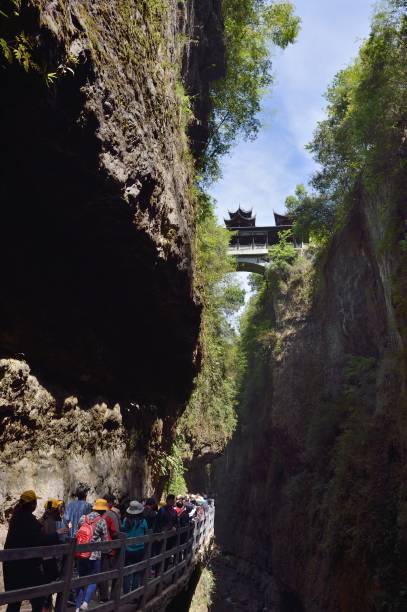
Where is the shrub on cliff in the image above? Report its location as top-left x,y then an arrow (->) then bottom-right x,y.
285,0 -> 406,247
201,0 -> 301,181
179,190 -> 244,459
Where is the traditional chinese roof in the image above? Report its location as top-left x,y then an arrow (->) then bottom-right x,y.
274,212 -> 293,226
224,206 -> 256,228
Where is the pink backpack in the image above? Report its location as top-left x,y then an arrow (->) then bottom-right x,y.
75,515 -> 101,559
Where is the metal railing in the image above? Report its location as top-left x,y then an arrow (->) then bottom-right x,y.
0,508 -> 215,611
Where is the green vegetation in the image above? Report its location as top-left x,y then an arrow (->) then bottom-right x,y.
201,0 -> 300,181
285,0 -> 406,251
190,567 -> 215,611
268,229 -> 298,271
163,439 -> 188,497
0,0 -> 80,84
285,184 -> 334,245
0,1 -> 37,72
179,190 -> 244,461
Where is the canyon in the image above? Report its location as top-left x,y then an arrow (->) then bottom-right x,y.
1,2 -> 406,611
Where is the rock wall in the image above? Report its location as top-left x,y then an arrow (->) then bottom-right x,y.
0,0 -> 224,526
214,182 -> 407,611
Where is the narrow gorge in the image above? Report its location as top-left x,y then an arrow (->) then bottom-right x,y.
0,1 -> 406,611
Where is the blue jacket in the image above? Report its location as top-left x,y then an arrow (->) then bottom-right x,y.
122,517 -> 148,552
65,500 -> 92,538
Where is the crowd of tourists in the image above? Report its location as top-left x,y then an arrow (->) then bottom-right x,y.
2,484 -> 213,612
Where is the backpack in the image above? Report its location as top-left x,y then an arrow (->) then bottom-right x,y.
75,515 -> 101,559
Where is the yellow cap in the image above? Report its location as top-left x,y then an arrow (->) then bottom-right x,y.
93,498 -> 108,512
44,498 -> 63,510
20,490 -> 42,504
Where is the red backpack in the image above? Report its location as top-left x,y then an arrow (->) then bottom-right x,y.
75,515 -> 101,559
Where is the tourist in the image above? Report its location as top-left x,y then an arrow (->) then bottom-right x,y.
195,496 -> 206,520
55,500 -> 69,542
143,497 -> 158,530
156,494 -> 178,531
65,483 -> 92,538
122,501 -> 148,593
188,498 -> 197,520
3,490 -> 66,612
41,498 -> 67,541
156,494 -> 178,570
99,494 -> 119,602
178,502 -> 190,527
111,506 -> 121,521
177,501 -> 191,561
174,500 -> 184,516
104,494 -> 120,532
75,498 -> 109,611
40,499 -> 69,611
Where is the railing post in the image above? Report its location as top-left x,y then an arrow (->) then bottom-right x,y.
56,537 -> 76,612
112,532 -> 126,609
140,530 -> 153,610
174,528 -> 181,582
157,533 -> 168,596
188,523 -> 194,564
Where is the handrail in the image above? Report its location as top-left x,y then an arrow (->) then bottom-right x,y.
0,507 -> 215,611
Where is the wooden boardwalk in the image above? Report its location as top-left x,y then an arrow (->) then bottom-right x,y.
0,508 -> 214,611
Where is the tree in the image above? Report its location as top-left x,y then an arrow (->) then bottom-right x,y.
285,184 -> 336,244
201,1 -> 301,182
285,0 -> 406,249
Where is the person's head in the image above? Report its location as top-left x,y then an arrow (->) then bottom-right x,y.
92,498 -> 109,515
126,500 -> 144,521
104,494 -> 115,509
19,490 -> 41,514
176,500 -> 183,509
44,498 -> 63,519
75,483 -> 90,501
166,494 -> 175,509
144,497 -> 157,514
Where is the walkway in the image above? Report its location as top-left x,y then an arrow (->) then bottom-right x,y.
0,507 -> 214,611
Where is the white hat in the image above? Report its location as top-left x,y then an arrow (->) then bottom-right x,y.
126,500 -> 144,515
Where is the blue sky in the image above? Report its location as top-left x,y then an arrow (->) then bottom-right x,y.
210,0 -> 375,227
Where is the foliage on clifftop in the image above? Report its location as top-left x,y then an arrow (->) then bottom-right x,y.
201,0 -> 300,181
285,0 -> 406,252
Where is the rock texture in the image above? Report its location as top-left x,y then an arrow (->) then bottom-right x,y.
0,359 -> 139,515
0,0 -> 224,524
215,183 -> 407,611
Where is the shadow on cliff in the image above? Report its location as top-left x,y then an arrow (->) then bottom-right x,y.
0,52 -> 199,411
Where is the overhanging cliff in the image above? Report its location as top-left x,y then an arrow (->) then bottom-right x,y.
0,0 -> 225,515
